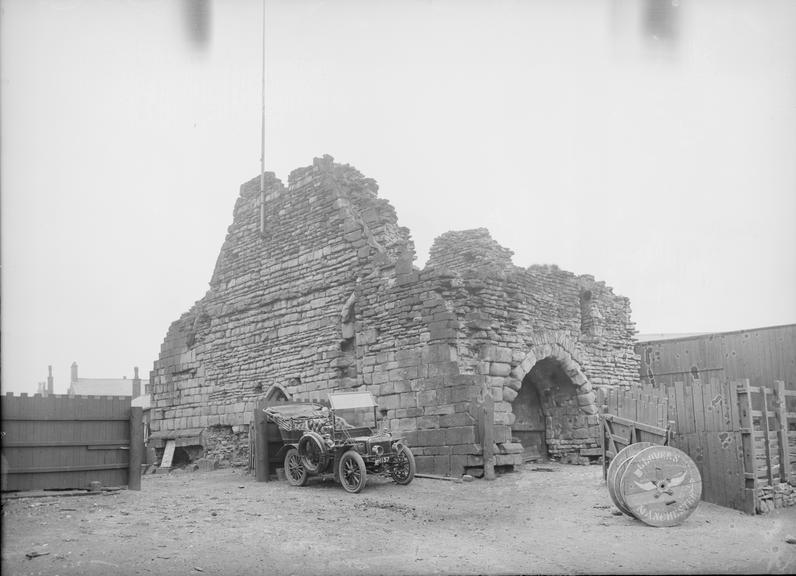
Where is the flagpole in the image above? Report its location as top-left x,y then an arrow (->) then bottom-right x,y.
259,0 -> 266,235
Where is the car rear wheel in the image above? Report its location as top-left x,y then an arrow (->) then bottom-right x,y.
285,448 -> 308,486
298,431 -> 327,474
390,445 -> 416,485
338,450 -> 367,493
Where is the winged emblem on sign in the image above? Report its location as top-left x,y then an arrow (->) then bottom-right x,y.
634,471 -> 688,498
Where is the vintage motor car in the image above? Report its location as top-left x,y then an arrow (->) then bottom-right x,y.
263,390 -> 415,493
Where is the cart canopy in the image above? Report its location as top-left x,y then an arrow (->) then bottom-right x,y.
328,391 -> 377,410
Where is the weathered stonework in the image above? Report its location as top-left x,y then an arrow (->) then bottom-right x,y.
150,156 -> 639,475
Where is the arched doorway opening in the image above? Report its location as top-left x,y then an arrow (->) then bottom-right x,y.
511,374 -> 545,461
511,357 -> 578,460
264,384 -> 289,402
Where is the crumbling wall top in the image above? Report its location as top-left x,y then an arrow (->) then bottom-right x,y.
426,228 -> 514,274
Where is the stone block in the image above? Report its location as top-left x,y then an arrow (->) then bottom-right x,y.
395,349 -> 419,368
449,455 -> 468,476
422,343 -> 456,363
399,392 -> 417,409
464,466 -> 484,478
423,445 -> 451,456
571,372 -> 588,386
445,426 -> 476,445
494,401 -> 511,413
493,425 -> 512,444
495,453 -> 523,466
379,394 -> 399,410
440,412 -> 476,428
503,377 -> 522,391
414,455 -> 434,474
394,379 -> 414,394
451,443 -> 482,455
424,403 -> 455,416
494,411 -> 514,425
427,362 -> 460,378
396,407 -> 423,419
520,353 -> 537,373
502,386 -> 518,403
417,428 -> 445,446
490,363 -> 512,377
466,454 -> 484,467
417,390 -> 437,405
446,374 -> 477,387
389,366 -> 418,382
403,430 -> 419,446
431,455 -> 451,476
417,415 -> 439,429
498,442 -> 524,454
449,386 -> 476,403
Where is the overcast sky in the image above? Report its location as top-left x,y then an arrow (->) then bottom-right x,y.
2,0 -> 795,395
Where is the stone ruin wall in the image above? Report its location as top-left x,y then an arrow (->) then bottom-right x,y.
149,156 -> 639,475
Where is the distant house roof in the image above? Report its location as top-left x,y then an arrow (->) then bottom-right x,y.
68,378 -> 147,397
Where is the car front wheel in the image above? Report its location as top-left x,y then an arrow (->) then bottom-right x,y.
390,445 -> 416,485
285,448 -> 308,486
338,450 -> 367,494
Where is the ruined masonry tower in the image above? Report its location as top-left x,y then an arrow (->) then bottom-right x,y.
149,156 -> 638,475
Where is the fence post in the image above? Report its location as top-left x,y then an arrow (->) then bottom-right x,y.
760,387 -> 774,486
737,379 -> 758,514
774,381 -> 791,483
600,414 -> 607,481
481,395 -> 495,481
255,400 -> 269,482
128,406 -> 143,491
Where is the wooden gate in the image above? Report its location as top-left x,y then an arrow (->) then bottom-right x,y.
598,386 -> 671,480
510,381 -> 546,461
1,393 -> 142,491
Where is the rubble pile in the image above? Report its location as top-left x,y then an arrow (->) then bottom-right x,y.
757,482 -> 796,513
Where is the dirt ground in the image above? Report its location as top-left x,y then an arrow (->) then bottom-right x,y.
2,461 -> 795,576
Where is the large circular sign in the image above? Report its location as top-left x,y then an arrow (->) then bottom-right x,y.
607,442 -> 653,516
619,445 -> 702,527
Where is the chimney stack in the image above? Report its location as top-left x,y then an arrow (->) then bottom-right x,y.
47,365 -> 54,395
132,366 -> 141,398
71,362 -> 78,383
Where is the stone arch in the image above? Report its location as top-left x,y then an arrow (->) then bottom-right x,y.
505,332 -> 597,416
263,384 -> 290,402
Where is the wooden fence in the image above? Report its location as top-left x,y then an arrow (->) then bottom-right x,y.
661,378 -> 796,514
601,379 -> 796,514
1,393 -> 143,492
